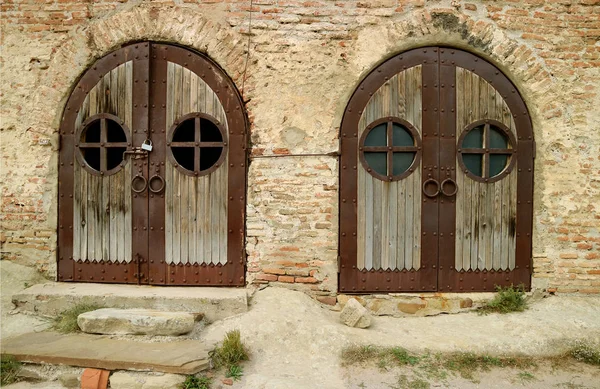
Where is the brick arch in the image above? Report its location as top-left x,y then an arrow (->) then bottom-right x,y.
351,9 -> 558,139
42,4 -> 248,129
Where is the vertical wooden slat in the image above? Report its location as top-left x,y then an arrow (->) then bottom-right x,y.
387,182 -> 397,270
381,183 -> 390,270
404,170 -> 414,270
109,173 -> 117,263
180,171 -> 189,265
172,169 -> 181,265
396,179 -> 406,270
508,169 -> 517,270
357,161 -> 366,270
165,164 -> 173,266
372,180 -> 382,270
364,176 -> 373,270
412,66 -> 422,271
204,174 -> 213,264
196,175 -> 205,264
73,165 -> 81,261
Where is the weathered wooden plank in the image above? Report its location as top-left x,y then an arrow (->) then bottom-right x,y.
73,164 -> 82,261
387,182 -> 397,270
218,157 -> 228,265
508,169 -> 517,270
180,174 -> 189,265
204,174 -> 213,264
396,178 -> 406,270
404,169 -> 414,270
165,164 -> 173,265
412,163 -> 422,270
190,71 -> 199,113
196,175 -> 205,265
173,63 -> 183,123
182,67 -> 192,116
364,175 -> 373,270
189,176 -> 198,265
172,169 -> 181,265
123,61 -> 133,129
372,179 -> 382,270
167,62 -> 175,126
357,162 -> 366,270
123,165 -> 132,263
380,182 -> 390,270
114,172 -> 124,263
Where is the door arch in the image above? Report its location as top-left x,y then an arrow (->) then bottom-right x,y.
57,42 -> 247,286
339,47 -> 534,293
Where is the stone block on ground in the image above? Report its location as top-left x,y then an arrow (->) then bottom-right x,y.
109,371 -> 186,389
340,298 -> 372,328
77,308 -> 196,336
58,373 -> 80,388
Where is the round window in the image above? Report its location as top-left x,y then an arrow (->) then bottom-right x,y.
167,113 -> 228,176
75,113 -> 131,176
359,117 -> 422,181
457,120 -> 517,183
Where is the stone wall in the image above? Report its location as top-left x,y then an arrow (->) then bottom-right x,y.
1,0 -> 599,297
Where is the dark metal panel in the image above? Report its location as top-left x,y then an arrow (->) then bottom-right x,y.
437,54 -> 457,292
132,43 -> 151,285
147,44 -> 168,285
339,47 -> 438,293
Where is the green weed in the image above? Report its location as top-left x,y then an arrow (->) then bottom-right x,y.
52,303 -> 103,333
479,284 -> 527,314
210,330 -> 249,369
1,355 -> 21,386
226,364 -> 243,381
391,374 -> 430,389
181,375 -> 211,389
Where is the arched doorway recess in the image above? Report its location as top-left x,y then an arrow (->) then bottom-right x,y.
339,47 -> 534,293
58,42 -> 247,286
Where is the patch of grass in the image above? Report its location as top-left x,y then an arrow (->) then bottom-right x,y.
52,303 -> 103,333
479,284 -> 527,314
517,371 -> 536,384
1,355 -> 21,386
342,345 -> 420,370
181,375 -> 211,389
443,352 -> 536,380
569,340 -> 600,366
391,374 -> 430,389
226,364 -> 243,381
210,330 -> 249,369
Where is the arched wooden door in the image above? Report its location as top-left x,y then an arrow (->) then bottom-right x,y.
339,47 -> 533,293
58,43 -> 247,286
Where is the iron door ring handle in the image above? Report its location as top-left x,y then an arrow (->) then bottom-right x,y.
422,178 -> 440,198
148,174 -> 165,194
131,174 -> 148,193
441,178 -> 458,197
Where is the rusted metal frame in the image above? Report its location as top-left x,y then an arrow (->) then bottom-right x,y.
437,49 -> 458,292
156,43 -> 247,286
58,43 -> 148,283
195,117 -> 201,172
75,113 -> 133,177
166,111 -> 229,177
100,118 -> 108,172
339,47 -> 437,293
358,117 -> 422,182
147,43 -> 168,285
132,43 -> 151,285
387,122 -> 394,177
364,146 -> 418,152
456,119 -> 518,184
441,48 -> 534,290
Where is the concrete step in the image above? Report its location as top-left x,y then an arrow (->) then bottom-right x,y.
1,331 -> 210,374
77,308 -> 200,336
12,282 -> 247,322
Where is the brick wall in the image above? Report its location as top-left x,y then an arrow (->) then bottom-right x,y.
1,0 -> 599,296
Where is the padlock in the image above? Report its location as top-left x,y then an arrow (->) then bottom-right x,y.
141,139 -> 153,151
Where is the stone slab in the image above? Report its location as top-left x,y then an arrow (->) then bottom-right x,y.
1,332 -> 210,374
78,309 -> 196,336
12,283 -> 247,322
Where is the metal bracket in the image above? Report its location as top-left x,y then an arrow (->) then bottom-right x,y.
123,148 -> 149,160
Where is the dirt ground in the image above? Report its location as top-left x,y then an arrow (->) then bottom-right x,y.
2,260 -> 600,389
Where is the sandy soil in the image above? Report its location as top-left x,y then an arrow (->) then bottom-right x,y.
2,262 -> 599,389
